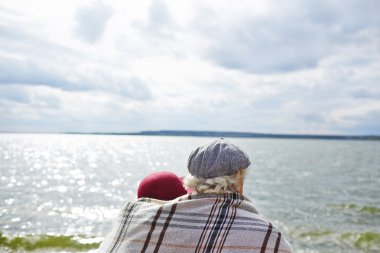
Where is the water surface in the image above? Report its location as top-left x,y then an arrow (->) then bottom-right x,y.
0,134 -> 379,252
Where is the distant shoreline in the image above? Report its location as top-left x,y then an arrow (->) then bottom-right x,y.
64,130 -> 380,141
1,130 -> 379,141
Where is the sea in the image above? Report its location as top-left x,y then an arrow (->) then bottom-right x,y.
0,134 -> 379,253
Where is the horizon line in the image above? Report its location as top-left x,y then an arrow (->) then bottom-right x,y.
1,130 -> 379,140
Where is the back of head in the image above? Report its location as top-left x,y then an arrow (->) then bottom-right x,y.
185,138 -> 251,194
137,171 -> 187,201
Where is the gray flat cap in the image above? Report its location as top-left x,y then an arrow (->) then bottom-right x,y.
187,138 -> 251,179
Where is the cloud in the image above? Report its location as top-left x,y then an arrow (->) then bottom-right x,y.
0,22 -> 155,102
0,55 -> 153,100
71,67 -> 153,100
350,90 -> 380,100
0,85 -> 30,103
117,77 -> 152,100
74,2 -> 113,43
0,0 -> 379,134
0,13 -> 152,99
130,0 -> 178,55
147,0 -> 172,31
0,23 -> 78,58
197,0 -> 380,74
0,56 -> 81,90
0,84 -> 148,132
1,4 -> 152,101
207,20 -> 321,73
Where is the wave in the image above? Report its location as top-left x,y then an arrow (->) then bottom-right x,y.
295,230 -> 380,251
0,233 -> 101,252
341,232 -> 380,250
328,203 -> 380,215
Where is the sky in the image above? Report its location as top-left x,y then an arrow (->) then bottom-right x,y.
0,0 -> 379,135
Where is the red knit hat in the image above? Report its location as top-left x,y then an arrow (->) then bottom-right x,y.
137,171 -> 187,201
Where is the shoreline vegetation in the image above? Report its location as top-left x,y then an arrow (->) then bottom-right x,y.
0,233 -> 101,252
64,130 -> 380,141
1,230 -> 379,252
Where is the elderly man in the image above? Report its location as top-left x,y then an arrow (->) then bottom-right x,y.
99,138 -> 294,253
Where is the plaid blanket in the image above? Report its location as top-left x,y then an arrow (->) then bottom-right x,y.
99,192 -> 294,253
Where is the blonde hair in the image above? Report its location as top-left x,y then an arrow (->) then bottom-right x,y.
184,169 -> 247,194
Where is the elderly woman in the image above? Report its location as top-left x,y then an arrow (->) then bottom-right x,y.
99,139 -> 294,253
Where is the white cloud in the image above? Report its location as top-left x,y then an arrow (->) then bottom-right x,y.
0,0 -> 379,134
74,2 -> 113,43
329,101 -> 380,126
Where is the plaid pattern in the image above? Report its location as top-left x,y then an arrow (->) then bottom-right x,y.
99,193 -> 294,253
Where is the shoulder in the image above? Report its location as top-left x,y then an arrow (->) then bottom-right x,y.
117,197 -> 183,216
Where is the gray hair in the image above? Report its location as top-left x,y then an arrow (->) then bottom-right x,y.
184,169 -> 247,194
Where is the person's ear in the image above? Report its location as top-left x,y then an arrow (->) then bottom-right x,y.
236,170 -> 244,195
